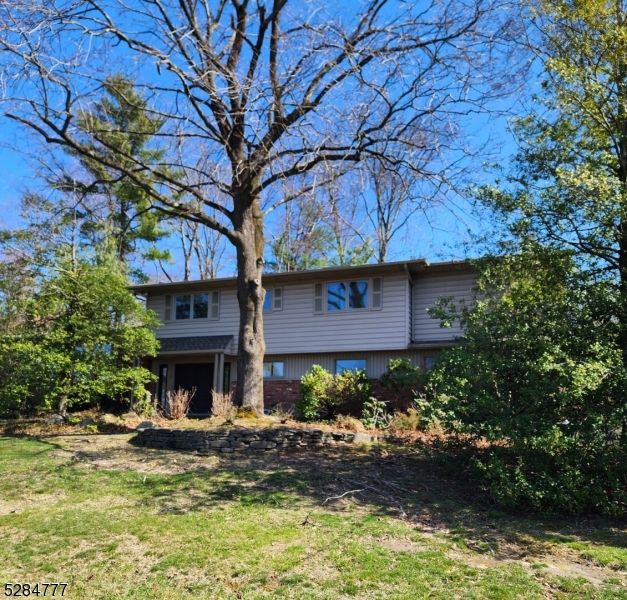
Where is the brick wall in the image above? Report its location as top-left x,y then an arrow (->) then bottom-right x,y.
229,378 -> 417,415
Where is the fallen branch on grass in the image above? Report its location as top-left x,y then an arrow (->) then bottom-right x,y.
343,477 -> 408,520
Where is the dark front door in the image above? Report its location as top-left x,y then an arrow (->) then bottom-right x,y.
174,363 -> 214,414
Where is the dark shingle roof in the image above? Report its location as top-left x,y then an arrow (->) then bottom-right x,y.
157,335 -> 233,353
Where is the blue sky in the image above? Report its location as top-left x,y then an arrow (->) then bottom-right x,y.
0,0 -> 534,278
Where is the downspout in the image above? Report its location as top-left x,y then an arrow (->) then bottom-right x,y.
404,264 -> 414,347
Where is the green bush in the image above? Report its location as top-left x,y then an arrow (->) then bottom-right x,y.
379,358 -> 425,393
330,369 -> 371,419
298,366 -> 372,421
361,396 -> 389,430
297,365 -> 333,421
425,251 -> 627,517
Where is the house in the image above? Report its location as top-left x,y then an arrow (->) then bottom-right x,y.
129,259 -> 475,414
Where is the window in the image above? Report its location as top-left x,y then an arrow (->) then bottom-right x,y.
193,293 -> 208,319
263,289 -> 273,310
425,356 -> 435,369
175,295 -> 191,319
327,282 -> 346,310
263,362 -> 284,378
263,288 -> 283,311
335,359 -> 367,374
174,292 -> 216,320
324,277 -> 381,312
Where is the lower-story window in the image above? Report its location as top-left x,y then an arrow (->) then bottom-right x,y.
335,359 -> 367,374
263,361 -> 284,378
425,356 -> 435,369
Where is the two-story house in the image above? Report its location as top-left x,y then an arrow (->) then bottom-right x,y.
129,259 -> 475,414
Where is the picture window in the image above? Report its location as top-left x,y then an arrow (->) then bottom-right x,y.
327,280 -> 368,311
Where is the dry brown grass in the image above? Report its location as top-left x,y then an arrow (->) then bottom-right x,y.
334,414 -> 366,432
211,390 -> 236,418
166,387 -> 195,419
388,408 -> 422,434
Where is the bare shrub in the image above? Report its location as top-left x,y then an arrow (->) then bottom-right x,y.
270,404 -> 295,423
211,390 -> 236,419
166,387 -> 195,420
334,414 -> 366,433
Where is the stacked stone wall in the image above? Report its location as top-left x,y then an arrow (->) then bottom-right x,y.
135,426 -> 381,454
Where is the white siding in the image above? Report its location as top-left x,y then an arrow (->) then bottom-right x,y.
413,271 -> 476,342
148,274 -> 410,355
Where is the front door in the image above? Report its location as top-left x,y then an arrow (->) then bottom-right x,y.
174,363 -> 214,415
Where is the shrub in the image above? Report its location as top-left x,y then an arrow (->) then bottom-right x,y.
361,396 -> 390,430
329,369 -> 371,418
425,251 -> 627,516
298,366 -> 372,421
212,390 -> 236,418
334,414 -> 366,432
379,358 -> 425,393
388,408 -> 422,434
298,365 -> 333,421
167,387 -> 195,419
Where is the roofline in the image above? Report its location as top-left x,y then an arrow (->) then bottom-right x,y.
128,258 -> 472,294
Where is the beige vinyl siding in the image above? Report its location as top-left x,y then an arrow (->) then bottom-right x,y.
261,350 -> 433,380
149,274 -> 410,355
153,349 -> 442,396
262,274 -> 408,353
412,271 -> 476,342
148,289 -> 242,353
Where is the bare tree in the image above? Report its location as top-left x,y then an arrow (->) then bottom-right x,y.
362,159 -> 439,263
321,178 -> 375,266
178,214 -> 232,280
0,0 -> 526,412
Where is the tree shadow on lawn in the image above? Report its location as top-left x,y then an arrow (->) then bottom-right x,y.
116,438 -> 627,572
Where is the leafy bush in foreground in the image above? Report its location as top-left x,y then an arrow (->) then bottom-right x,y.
298,365 -> 371,421
426,251 -> 627,517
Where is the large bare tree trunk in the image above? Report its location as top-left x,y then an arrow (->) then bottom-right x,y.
234,199 -> 266,414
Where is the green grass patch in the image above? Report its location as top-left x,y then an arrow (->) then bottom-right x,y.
0,435 -> 626,599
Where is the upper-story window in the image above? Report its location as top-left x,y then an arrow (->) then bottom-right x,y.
263,287 -> 283,311
314,278 -> 381,313
164,291 -> 220,322
326,281 -> 369,310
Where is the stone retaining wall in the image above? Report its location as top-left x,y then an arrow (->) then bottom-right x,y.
134,426 -> 381,454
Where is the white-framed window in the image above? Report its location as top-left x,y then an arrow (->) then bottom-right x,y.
164,292 -> 219,321
263,287 -> 283,311
335,359 -> 367,374
316,277 -> 382,313
263,361 -> 284,378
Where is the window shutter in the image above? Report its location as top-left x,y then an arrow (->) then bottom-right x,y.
164,295 -> 172,322
372,278 -> 382,310
314,283 -> 323,314
273,287 -> 283,311
210,291 -> 220,320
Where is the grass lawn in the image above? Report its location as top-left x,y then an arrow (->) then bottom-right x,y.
1,430 -> 626,599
